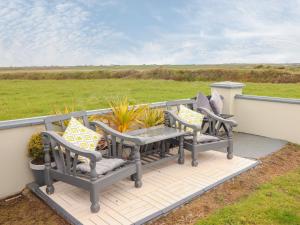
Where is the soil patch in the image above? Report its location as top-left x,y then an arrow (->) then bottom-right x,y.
0,144 -> 299,225
0,189 -> 68,225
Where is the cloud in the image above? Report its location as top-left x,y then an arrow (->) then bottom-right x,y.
1,0 -> 300,66
0,0 -> 123,66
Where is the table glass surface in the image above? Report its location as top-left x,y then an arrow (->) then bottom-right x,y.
126,125 -> 187,139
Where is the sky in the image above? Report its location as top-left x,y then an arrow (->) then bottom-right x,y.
1,0 -> 300,66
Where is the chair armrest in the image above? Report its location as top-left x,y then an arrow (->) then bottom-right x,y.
42,131 -> 102,162
219,114 -> 234,119
90,121 -> 147,145
165,110 -> 202,131
197,107 -> 238,127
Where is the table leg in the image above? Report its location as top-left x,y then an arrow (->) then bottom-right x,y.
160,140 -> 166,158
178,136 -> 184,164
134,145 -> 142,188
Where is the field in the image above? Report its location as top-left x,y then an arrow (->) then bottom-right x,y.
1,79 -> 300,121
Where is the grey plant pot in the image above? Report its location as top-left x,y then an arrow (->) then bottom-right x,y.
29,160 -> 55,186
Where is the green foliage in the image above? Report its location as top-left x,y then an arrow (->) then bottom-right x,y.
196,168 -> 300,225
103,97 -> 145,132
27,132 -> 44,162
137,106 -> 164,128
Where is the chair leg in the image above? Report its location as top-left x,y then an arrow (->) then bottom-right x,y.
130,173 -> 136,181
191,150 -> 198,167
192,158 -> 198,166
227,140 -> 233,159
191,133 -> 198,167
45,176 -> 54,195
134,145 -> 142,188
45,164 -> 54,194
90,187 -> 100,213
178,136 -> 184,164
44,142 -> 54,194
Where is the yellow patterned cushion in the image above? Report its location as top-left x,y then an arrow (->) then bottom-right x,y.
62,117 -> 101,163
177,105 -> 204,132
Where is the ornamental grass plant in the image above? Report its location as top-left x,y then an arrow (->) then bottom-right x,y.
137,105 -> 164,128
103,97 -> 145,132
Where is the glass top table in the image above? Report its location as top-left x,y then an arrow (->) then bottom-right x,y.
126,125 -> 189,144
126,125 -> 189,167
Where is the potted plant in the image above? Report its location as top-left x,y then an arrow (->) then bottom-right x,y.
137,105 -> 164,128
103,97 -> 145,132
28,132 -> 54,186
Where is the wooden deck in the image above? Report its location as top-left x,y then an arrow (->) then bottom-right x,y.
38,151 -> 258,225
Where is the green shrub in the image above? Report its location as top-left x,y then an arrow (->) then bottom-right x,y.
28,132 -> 44,164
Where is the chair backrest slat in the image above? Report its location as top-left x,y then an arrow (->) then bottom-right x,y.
82,116 -> 90,129
103,133 -> 111,157
65,150 -> 71,175
117,139 -> 123,158
111,136 -> 117,157
72,154 -> 78,176
58,146 -> 66,174
60,120 -> 66,130
51,146 -> 64,172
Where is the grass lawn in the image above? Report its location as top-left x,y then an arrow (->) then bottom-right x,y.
196,168 -> 300,225
1,79 -> 300,120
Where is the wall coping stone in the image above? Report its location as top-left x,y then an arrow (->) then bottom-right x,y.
211,81 -> 245,89
235,94 -> 300,105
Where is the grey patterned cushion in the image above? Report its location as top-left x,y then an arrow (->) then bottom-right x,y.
195,92 -> 213,111
184,134 -> 220,143
210,91 -> 223,115
77,158 -> 126,175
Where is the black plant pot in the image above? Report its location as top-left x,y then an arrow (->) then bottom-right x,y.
29,160 -> 55,186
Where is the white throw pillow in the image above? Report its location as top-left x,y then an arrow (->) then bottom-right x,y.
62,117 -> 101,163
210,91 -> 223,115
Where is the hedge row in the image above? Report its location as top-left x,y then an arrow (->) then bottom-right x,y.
1,68 -> 300,83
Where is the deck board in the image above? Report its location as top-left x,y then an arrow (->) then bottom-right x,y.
39,150 -> 258,225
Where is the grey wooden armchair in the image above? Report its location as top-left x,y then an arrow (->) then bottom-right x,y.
42,111 -> 146,213
193,93 -> 234,136
165,107 -> 237,167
